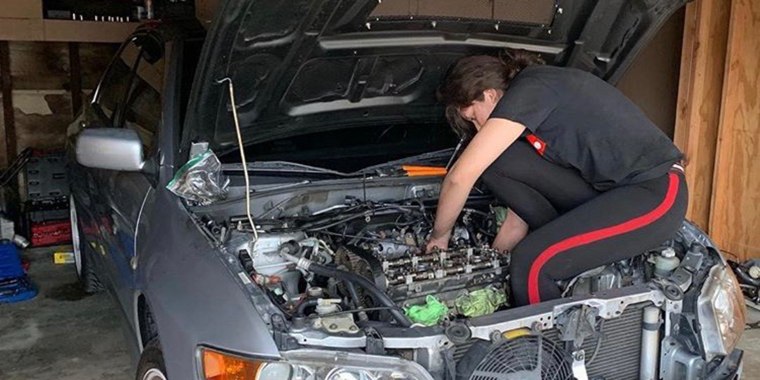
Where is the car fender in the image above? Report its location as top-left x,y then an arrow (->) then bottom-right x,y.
136,190 -> 280,379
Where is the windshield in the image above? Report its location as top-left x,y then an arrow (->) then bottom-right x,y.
219,121 -> 458,173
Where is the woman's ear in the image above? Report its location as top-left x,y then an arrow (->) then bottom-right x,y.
483,88 -> 503,105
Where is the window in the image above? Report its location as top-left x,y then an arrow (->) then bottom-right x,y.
96,41 -> 140,123
122,41 -> 165,152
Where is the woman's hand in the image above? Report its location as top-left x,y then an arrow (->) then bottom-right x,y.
426,231 -> 451,252
426,117 -> 526,253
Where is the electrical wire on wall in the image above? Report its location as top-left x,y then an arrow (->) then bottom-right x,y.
218,78 -> 259,247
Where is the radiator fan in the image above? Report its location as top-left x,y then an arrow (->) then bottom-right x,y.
463,335 -> 574,380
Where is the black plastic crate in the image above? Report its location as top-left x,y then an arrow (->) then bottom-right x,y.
26,154 -> 69,200
25,197 -> 69,224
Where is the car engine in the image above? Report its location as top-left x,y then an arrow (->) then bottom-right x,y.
220,197 -> 513,324
216,195 -> 661,328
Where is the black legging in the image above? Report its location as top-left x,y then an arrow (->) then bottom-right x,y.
481,140 -> 688,306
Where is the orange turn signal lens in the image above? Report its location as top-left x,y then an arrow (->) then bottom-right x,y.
202,348 -> 264,380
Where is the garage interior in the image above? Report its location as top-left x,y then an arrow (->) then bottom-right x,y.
0,0 -> 758,379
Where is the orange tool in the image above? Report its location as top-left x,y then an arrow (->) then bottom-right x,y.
401,165 -> 448,177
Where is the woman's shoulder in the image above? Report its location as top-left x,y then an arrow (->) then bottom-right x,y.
518,65 -> 597,80
514,65 -> 611,92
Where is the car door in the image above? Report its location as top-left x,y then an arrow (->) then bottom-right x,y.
70,37 -> 143,280
98,33 -> 167,311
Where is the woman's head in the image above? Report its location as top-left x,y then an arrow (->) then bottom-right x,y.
438,50 -> 544,138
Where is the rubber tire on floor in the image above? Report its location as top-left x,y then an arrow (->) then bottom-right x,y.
136,339 -> 168,380
70,198 -> 103,293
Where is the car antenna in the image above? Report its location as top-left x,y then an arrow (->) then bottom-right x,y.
445,138 -> 465,171
217,77 -> 259,246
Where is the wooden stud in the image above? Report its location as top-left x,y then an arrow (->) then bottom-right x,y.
69,42 -> 82,116
0,41 -> 15,167
673,0 -> 731,232
709,0 -> 760,261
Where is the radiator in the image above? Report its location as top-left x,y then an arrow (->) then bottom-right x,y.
545,303 -> 645,380
455,303 -> 646,380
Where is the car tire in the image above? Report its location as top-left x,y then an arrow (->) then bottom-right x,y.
136,339 -> 168,380
69,197 -> 103,293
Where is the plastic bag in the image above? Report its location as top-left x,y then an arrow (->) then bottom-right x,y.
166,149 -> 229,205
455,286 -> 507,318
404,295 -> 449,326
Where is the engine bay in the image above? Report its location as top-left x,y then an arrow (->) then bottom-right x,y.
198,186 -> 673,330
186,177 -> 736,379
221,196 -> 508,327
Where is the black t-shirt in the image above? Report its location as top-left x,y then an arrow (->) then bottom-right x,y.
490,65 -> 683,191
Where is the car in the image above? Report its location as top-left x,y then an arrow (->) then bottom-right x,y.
67,1 -> 746,379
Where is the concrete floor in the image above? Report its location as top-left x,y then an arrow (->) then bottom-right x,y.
0,247 -> 132,380
0,247 -> 759,379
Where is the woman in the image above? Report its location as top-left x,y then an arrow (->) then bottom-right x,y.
426,51 -> 688,306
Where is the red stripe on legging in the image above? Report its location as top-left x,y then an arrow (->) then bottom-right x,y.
527,172 -> 680,304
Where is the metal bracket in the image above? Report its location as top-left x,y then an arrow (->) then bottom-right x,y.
571,349 -> 589,380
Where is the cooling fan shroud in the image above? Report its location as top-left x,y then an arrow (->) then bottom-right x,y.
461,334 -> 575,380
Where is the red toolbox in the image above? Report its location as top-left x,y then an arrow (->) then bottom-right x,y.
30,220 -> 71,247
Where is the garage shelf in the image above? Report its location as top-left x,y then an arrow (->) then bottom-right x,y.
0,19 -> 139,43
0,0 -> 139,43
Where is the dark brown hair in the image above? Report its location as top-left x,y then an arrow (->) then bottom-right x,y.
437,49 -> 544,139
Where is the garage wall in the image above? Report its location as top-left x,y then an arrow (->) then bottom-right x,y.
0,42 -> 117,166
616,8 -> 685,137
675,0 -> 760,262
706,0 -> 760,261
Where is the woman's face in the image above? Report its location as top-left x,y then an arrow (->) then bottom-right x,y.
457,88 -> 503,131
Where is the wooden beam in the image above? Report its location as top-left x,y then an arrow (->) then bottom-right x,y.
0,41 -> 15,167
709,0 -> 760,261
673,0 -> 731,232
68,42 -> 82,116
43,20 -> 139,43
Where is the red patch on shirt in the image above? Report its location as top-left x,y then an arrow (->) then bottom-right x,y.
526,134 -> 547,156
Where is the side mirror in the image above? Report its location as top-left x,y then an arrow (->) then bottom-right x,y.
76,128 -> 145,171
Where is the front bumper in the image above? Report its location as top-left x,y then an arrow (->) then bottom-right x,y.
709,349 -> 744,379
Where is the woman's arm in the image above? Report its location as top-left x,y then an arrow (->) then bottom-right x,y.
427,118 -> 526,250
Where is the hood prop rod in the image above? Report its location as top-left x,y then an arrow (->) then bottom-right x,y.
445,138 -> 465,171
218,77 -> 259,246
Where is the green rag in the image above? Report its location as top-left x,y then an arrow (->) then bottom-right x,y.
404,295 -> 449,326
492,206 -> 508,227
456,287 -> 507,317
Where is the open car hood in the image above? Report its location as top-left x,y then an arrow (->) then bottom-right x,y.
185,0 -> 687,155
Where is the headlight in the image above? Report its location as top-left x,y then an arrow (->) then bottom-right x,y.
201,347 -> 434,380
697,264 -> 746,359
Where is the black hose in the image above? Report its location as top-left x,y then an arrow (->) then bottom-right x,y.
296,298 -> 319,317
308,263 -> 412,327
344,280 -> 361,308
735,266 -> 760,287
343,280 -> 369,322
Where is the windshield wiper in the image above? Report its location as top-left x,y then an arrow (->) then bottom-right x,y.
223,161 -> 355,178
